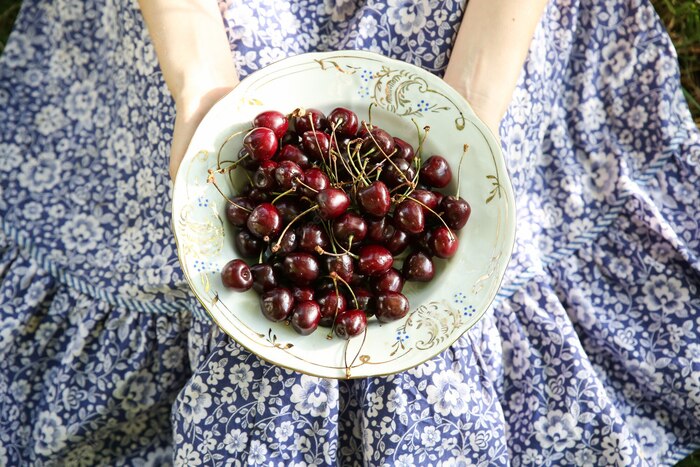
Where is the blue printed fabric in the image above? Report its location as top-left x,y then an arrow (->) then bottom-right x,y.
1,0 -> 699,464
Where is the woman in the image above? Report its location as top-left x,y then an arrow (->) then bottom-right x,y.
1,0 -> 698,464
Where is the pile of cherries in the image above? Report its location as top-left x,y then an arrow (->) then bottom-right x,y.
215,107 -> 471,339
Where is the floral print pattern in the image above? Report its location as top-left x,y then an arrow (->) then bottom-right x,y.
0,0 -> 699,464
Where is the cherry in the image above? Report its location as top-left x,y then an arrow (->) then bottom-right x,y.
237,147 -> 259,171
290,300 -> 322,335
282,252 -> 320,285
276,229 -> 298,254
274,160 -> 304,189
332,213 -> 367,246
254,110 -> 289,139
373,268 -> 404,293
221,259 -> 253,291
361,127 -> 395,161
385,228 -> 411,255
353,287 -> 375,316
316,188 -> 350,220
292,286 -> 315,302
300,168 -> 329,197
375,292 -> 410,323
253,161 -> 278,190
247,203 -> 281,238
393,137 -> 416,163
260,287 -> 294,322
357,245 -> 393,276
432,190 -> 445,207
394,199 -> 425,234
244,127 -> 278,162
250,263 -> 278,293
367,217 -> 395,244
276,199 -> 304,224
278,144 -> 311,169
357,181 -> 391,218
410,189 -> 439,211
297,223 -> 330,253
328,107 -> 359,137
234,229 -> 264,258
225,197 -> 254,227
317,290 -> 347,327
402,250 -> 435,282
334,309 -> 367,339
420,155 -> 452,188
301,130 -> 330,161
315,277 -> 337,296
430,226 -> 459,258
441,196 -> 471,230
294,108 -> 327,134
381,158 -> 416,188
415,228 -> 434,253
281,131 -> 300,146
323,254 -> 354,283
248,187 -> 271,203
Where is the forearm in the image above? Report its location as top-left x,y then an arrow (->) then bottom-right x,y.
444,0 -> 549,132
138,0 -> 239,109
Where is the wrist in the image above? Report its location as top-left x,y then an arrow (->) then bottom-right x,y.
175,83 -> 238,118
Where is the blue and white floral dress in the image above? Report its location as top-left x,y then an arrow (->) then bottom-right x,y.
1,0 -> 699,464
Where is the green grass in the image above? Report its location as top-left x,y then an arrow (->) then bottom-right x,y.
0,0 -> 698,464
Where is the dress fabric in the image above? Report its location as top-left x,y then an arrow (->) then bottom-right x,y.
0,0 -> 699,465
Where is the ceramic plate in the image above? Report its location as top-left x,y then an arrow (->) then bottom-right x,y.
172,50 -> 515,379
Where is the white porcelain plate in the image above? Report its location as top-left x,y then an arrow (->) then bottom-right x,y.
172,51 -> 515,379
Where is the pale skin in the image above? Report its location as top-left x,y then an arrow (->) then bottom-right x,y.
138,0 -> 549,180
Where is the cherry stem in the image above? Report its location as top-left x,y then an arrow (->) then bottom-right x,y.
456,143 -> 469,199
294,177 -> 318,194
207,170 -> 252,212
315,245 -> 359,260
270,205 -> 319,253
216,128 -> 251,170
327,275 -> 343,340
404,195 -> 456,242
271,186 -> 297,205
329,271 -> 359,308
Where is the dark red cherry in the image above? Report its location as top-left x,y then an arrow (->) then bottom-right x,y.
250,263 -> 278,293
234,229 -> 264,258
297,223 -> 330,253
237,147 -> 259,171
394,199 -> 425,234
375,292 -> 410,323
430,226 -> 459,258
315,277 -> 337,295
381,158 -> 416,188
361,128 -> 395,161
244,127 -> 278,162
221,259 -> 253,292
410,189 -> 440,211
373,268 -> 404,293
335,309 -> 368,339
393,137 -> 416,163
247,203 -> 281,238
276,229 -> 298,254
420,155 -> 452,188
292,286 -> 315,302
275,199 -> 304,225
367,217 -> 396,244
300,168 -> 330,197
317,290 -> 347,327
415,228 -> 434,253
248,187 -> 271,203
294,108 -> 327,134
274,160 -> 304,189
278,144 -> 311,170
357,245 -> 393,276
353,287 -> 375,317
403,250 -> 435,282
328,107 -> 360,137
282,252 -> 320,285
253,160 -> 278,190
254,110 -> 289,140
225,197 -> 255,227
301,131 -> 330,161
290,300 -> 322,335
332,213 -> 367,246
385,229 -> 411,255
316,188 -> 350,220
260,287 -> 294,322
441,196 -> 471,230
357,181 -> 391,218
280,131 -> 300,146
323,254 -> 354,283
